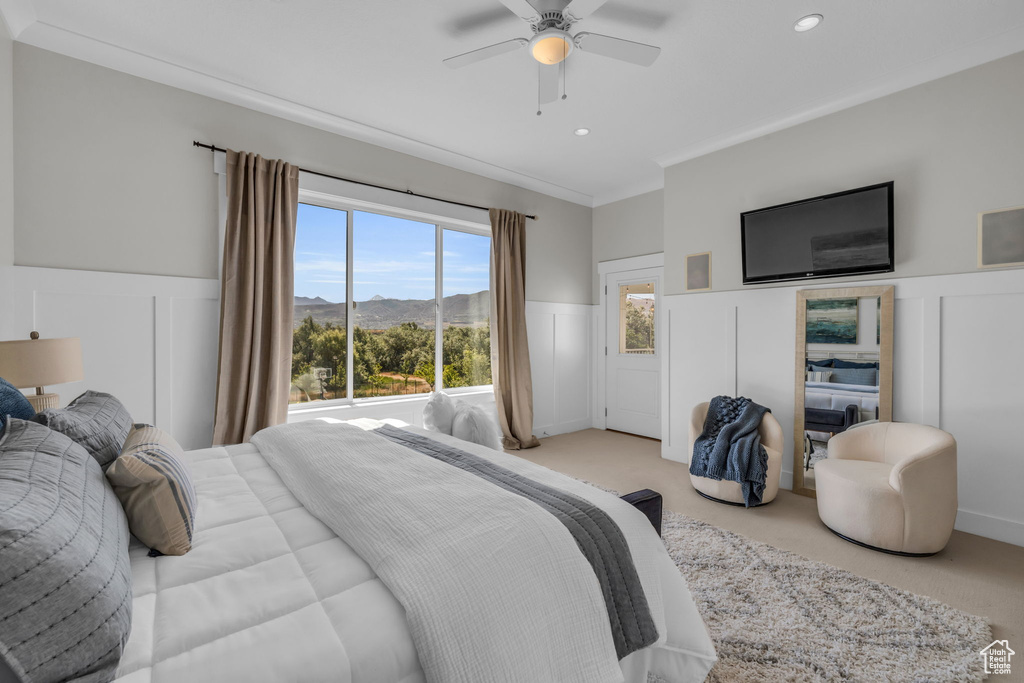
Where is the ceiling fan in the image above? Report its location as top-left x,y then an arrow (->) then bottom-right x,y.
443,0 -> 661,110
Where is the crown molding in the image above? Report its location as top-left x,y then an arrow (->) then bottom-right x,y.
0,0 -> 34,37
9,17 -> 596,208
591,174 -> 664,208
654,24 -> 1024,170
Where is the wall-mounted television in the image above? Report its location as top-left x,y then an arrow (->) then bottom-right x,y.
741,181 -> 894,285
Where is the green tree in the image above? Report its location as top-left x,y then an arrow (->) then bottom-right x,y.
292,315 -> 323,378
415,360 -> 436,391
311,327 -> 346,397
294,315 -> 491,402
624,300 -> 654,351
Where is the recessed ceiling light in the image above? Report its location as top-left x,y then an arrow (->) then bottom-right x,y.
574,128 -> 591,136
794,14 -> 823,32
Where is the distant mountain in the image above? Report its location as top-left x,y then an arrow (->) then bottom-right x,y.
293,291 -> 488,330
294,296 -> 334,306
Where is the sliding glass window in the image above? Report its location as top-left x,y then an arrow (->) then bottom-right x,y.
289,201 -> 491,406
442,229 -> 491,388
291,203 -> 348,404
353,211 -> 436,398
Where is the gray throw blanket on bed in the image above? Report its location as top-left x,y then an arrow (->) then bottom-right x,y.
374,424 -> 658,660
689,396 -> 770,507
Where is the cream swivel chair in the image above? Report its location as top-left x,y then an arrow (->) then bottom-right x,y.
688,402 -> 784,506
815,422 -> 957,556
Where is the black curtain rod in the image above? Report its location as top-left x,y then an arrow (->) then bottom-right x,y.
193,141 -> 537,221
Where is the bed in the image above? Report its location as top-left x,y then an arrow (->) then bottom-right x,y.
804,381 -> 879,425
109,418 -> 717,683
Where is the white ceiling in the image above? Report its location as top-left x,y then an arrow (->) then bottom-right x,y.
5,0 -> 1024,206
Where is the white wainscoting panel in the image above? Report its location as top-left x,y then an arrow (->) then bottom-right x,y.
168,297 -> 220,448
526,301 -> 596,437
663,268 -> 1024,546
0,266 -> 220,450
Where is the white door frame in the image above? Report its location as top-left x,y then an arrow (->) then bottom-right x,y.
596,253 -> 665,433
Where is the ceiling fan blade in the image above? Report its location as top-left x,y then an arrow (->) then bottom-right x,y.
563,0 -> 610,22
443,38 -> 528,69
496,0 -> 541,23
573,32 -> 661,67
539,63 -> 559,104
446,7 -> 521,36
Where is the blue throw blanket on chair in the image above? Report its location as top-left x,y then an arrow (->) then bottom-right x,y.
689,396 -> 770,507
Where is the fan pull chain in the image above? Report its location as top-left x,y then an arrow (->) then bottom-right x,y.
537,63 -> 542,115
537,63 -> 543,115
561,57 -> 568,100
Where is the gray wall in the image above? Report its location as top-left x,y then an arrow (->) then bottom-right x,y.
663,50 -> 1024,295
0,20 -> 12,266
591,189 -> 663,299
13,45 -> 594,305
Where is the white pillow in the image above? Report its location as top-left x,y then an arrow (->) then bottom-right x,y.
451,401 -> 503,451
422,391 -> 456,435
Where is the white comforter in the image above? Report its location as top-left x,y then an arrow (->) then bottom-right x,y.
113,419 -> 716,683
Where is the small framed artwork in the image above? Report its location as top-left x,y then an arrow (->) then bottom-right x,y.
978,205 -> 1024,269
685,252 -> 711,291
806,298 -> 858,344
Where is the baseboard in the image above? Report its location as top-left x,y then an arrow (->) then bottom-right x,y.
661,443 -> 688,464
536,418 -> 593,439
954,509 -> 1024,547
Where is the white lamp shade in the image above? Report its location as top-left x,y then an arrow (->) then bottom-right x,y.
0,337 -> 84,389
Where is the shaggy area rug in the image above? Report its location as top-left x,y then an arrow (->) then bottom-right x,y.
658,508 -> 992,682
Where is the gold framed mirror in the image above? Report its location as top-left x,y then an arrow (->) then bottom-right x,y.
793,285 -> 894,498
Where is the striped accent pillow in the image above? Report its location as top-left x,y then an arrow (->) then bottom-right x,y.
36,390 -> 133,468
807,370 -> 833,383
106,425 -> 196,556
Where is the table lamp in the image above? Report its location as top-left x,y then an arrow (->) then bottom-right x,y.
0,332 -> 84,411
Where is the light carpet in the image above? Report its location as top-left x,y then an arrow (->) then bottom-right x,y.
659,507 -> 991,681
521,428 -> 1021,650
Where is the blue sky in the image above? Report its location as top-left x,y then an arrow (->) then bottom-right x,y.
294,204 -> 490,303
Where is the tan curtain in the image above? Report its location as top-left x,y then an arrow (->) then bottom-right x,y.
489,208 -> 540,450
213,151 -> 300,445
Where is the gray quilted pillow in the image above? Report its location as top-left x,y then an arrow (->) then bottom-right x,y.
0,418 -> 133,683
35,391 -> 133,468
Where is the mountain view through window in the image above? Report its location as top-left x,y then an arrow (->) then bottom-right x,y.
290,204 -> 491,404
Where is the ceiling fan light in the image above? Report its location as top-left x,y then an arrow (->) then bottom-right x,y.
531,31 -> 573,65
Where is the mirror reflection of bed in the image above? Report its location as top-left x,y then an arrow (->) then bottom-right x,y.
803,350 -> 881,487
794,287 -> 894,496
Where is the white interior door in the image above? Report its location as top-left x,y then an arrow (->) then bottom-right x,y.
604,267 -> 662,439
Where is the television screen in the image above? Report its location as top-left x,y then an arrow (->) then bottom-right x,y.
741,182 -> 894,284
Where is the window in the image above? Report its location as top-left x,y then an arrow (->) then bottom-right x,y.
618,282 -> 655,355
291,204 -> 347,403
353,211 -> 436,398
442,229 -> 492,388
290,201 -> 491,406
